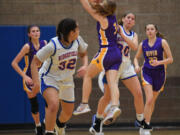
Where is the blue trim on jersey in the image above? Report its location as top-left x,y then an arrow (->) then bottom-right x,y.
62,99 -> 75,103
51,39 -> 57,56
44,58 -> 53,76
41,77 -> 58,94
122,25 -> 133,36
77,39 -> 80,46
44,40 -> 56,76
58,39 -> 73,49
121,74 -> 137,80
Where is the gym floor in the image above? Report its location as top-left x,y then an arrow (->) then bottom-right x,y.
0,129 -> 180,135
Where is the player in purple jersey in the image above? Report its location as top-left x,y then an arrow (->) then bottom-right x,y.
97,12 -> 150,129
11,25 -> 47,135
134,24 -> 173,135
74,0 -> 122,134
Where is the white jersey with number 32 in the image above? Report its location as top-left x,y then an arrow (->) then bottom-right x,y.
37,36 -> 88,81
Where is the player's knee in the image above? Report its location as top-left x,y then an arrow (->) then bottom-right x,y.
146,97 -> 153,106
135,89 -> 143,99
29,96 -> 39,114
48,101 -> 59,113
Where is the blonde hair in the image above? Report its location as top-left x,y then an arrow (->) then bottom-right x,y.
92,0 -> 116,17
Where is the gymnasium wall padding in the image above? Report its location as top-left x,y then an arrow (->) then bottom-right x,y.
0,26 -> 56,124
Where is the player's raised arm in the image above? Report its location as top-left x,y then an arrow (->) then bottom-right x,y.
80,0 -> 102,21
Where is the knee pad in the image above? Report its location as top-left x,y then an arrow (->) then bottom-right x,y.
29,96 -> 39,114
56,119 -> 66,128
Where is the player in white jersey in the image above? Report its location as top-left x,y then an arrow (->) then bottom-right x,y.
96,12 -> 147,131
31,18 -> 88,135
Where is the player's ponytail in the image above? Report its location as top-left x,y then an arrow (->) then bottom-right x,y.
57,18 -> 77,42
153,24 -> 165,38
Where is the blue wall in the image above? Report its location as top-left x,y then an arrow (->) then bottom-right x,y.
0,26 -> 56,124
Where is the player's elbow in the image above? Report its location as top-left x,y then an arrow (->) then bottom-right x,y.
11,60 -> 16,68
169,57 -> 173,64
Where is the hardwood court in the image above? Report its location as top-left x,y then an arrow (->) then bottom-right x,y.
1,129 -> 180,135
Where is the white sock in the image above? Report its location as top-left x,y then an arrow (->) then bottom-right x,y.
36,122 -> 41,127
45,130 -> 54,133
96,113 -> 104,119
136,113 -> 144,121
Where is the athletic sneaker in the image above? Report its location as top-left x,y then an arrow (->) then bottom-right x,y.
73,103 -> 91,115
54,124 -> 65,135
103,106 -> 121,125
54,128 -> 58,135
139,128 -> 151,135
135,119 -> 153,131
143,122 -> 153,131
41,121 -> 45,134
135,119 -> 144,127
35,126 -> 43,135
89,114 -> 104,135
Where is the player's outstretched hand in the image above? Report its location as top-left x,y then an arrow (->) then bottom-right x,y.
135,65 -> 141,73
76,65 -> 87,78
32,82 -> 40,96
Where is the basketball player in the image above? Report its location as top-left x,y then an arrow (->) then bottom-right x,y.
97,12 -> 149,129
74,0 -> 122,134
134,24 -> 173,135
11,25 -> 47,135
31,18 -> 88,135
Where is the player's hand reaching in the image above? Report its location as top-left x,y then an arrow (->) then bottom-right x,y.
151,60 -> 160,66
24,75 -> 33,86
135,65 -> 141,73
76,65 -> 87,78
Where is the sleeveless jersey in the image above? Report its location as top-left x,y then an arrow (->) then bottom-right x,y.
97,15 -> 118,47
24,40 -> 45,78
38,36 -> 88,81
117,25 -> 134,62
142,37 -> 164,69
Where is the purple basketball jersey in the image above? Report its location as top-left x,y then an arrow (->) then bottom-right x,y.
97,15 -> 118,47
142,37 -> 164,69
25,40 -> 46,78
141,37 -> 166,91
93,15 -> 121,71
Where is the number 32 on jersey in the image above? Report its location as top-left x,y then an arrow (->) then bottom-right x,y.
58,58 -> 76,70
